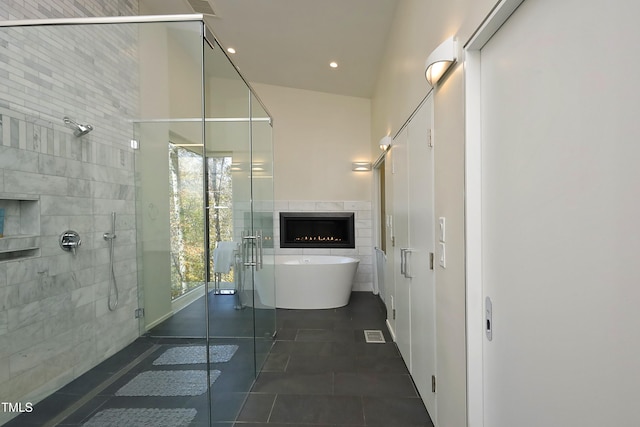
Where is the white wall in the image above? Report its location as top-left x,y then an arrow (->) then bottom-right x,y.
251,83 -> 372,202
251,83 -> 374,291
371,1 -> 497,426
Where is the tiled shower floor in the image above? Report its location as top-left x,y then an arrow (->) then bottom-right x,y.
5,336 -> 254,427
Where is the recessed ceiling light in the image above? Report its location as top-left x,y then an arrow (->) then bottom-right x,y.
227,47 -> 236,54
329,61 -> 338,68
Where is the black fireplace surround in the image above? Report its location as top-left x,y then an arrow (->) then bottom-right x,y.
279,212 -> 355,248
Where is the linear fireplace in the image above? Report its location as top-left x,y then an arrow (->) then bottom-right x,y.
279,212 -> 355,248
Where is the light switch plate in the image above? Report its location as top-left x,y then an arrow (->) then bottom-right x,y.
438,217 -> 446,242
438,242 -> 446,268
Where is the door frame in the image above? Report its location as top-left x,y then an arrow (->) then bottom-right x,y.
463,0 -> 526,426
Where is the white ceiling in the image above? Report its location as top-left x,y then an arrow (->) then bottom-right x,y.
140,0 -> 399,98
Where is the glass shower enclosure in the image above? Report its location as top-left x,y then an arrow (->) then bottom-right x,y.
0,15 -> 275,426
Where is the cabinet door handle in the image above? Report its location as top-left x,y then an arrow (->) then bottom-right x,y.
404,249 -> 413,279
400,248 -> 414,278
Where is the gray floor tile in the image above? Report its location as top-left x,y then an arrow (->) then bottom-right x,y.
295,328 -> 358,343
286,353 -> 356,373
209,392 -> 251,423
282,318 -> 335,330
334,373 -> 418,397
261,352 -> 290,371
274,328 -> 297,340
251,372 -> 333,394
236,393 -> 276,422
355,355 -> 410,374
269,394 -> 364,425
18,292 -> 432,427
271,340 -> 335,356
362,396 -> 434,426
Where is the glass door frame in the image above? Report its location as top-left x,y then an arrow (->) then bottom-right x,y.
202,26 -> 276,376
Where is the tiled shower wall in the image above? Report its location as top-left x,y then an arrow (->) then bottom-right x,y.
274,200 -> 373,292
0,1 -> 139,424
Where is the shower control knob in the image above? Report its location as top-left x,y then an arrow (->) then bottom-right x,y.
60,230 -> 82,255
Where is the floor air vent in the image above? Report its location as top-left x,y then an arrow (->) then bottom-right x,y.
364,330 -> 386,343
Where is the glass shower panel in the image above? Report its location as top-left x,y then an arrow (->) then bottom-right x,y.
250,93 -> 276,371
203,37 -> 256,422
204,37 -> 252,334
0,17 -> 209,427
0,20 -> 146,424
0,16 -> 274,426
135,21 -> 206,338
134,121 -> 205,337
133,19 -> 210,427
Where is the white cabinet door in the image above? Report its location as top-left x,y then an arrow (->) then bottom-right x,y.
392,127 -> 411,366
384,150 -> 397,336
390,96 -> 437,418
407,96 -> 436,417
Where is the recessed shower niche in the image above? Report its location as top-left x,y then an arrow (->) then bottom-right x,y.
0,194 -> 40,261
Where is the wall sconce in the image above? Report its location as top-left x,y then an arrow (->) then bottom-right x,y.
379,136 -> 392,151
352,162 -> 372,171
425,36 -> 457,86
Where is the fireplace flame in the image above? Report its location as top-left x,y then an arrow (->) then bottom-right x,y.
294,235 -> 343,242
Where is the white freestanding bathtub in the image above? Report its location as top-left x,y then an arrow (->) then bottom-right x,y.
255,255 -> 359,309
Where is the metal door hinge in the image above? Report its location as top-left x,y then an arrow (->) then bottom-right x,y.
432,375 -> 437,393
429,252 -> 434,270
392,308 -> 396,320
134,308 -> 145,318
427,129 -> 433,148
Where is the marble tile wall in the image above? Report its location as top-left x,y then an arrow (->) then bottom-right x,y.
0,1 -> 139,424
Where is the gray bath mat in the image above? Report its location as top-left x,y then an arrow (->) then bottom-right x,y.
115,370 -> 220,396
82,408 -> 197,427
153,345 -> 238,365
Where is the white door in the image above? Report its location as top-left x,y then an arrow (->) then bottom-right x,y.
407,96 -> 436,416
384,153 -> 397,336
390,97 -> 437,416
392,127 -> 411,364
479,1 -> 640,426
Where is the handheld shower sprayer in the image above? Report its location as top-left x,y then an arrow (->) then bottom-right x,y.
63,116 -> 93,137
104,212 -> 119,311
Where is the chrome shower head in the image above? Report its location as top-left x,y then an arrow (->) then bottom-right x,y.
63,116 -> 94,137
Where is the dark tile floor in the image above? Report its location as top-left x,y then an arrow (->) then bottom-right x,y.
4,292 -> 433,427
235,292 -> 434,427
149,291 -> 263,338
4,336 -> 255,427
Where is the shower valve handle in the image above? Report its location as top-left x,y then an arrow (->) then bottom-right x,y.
60,230 -> 82,255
